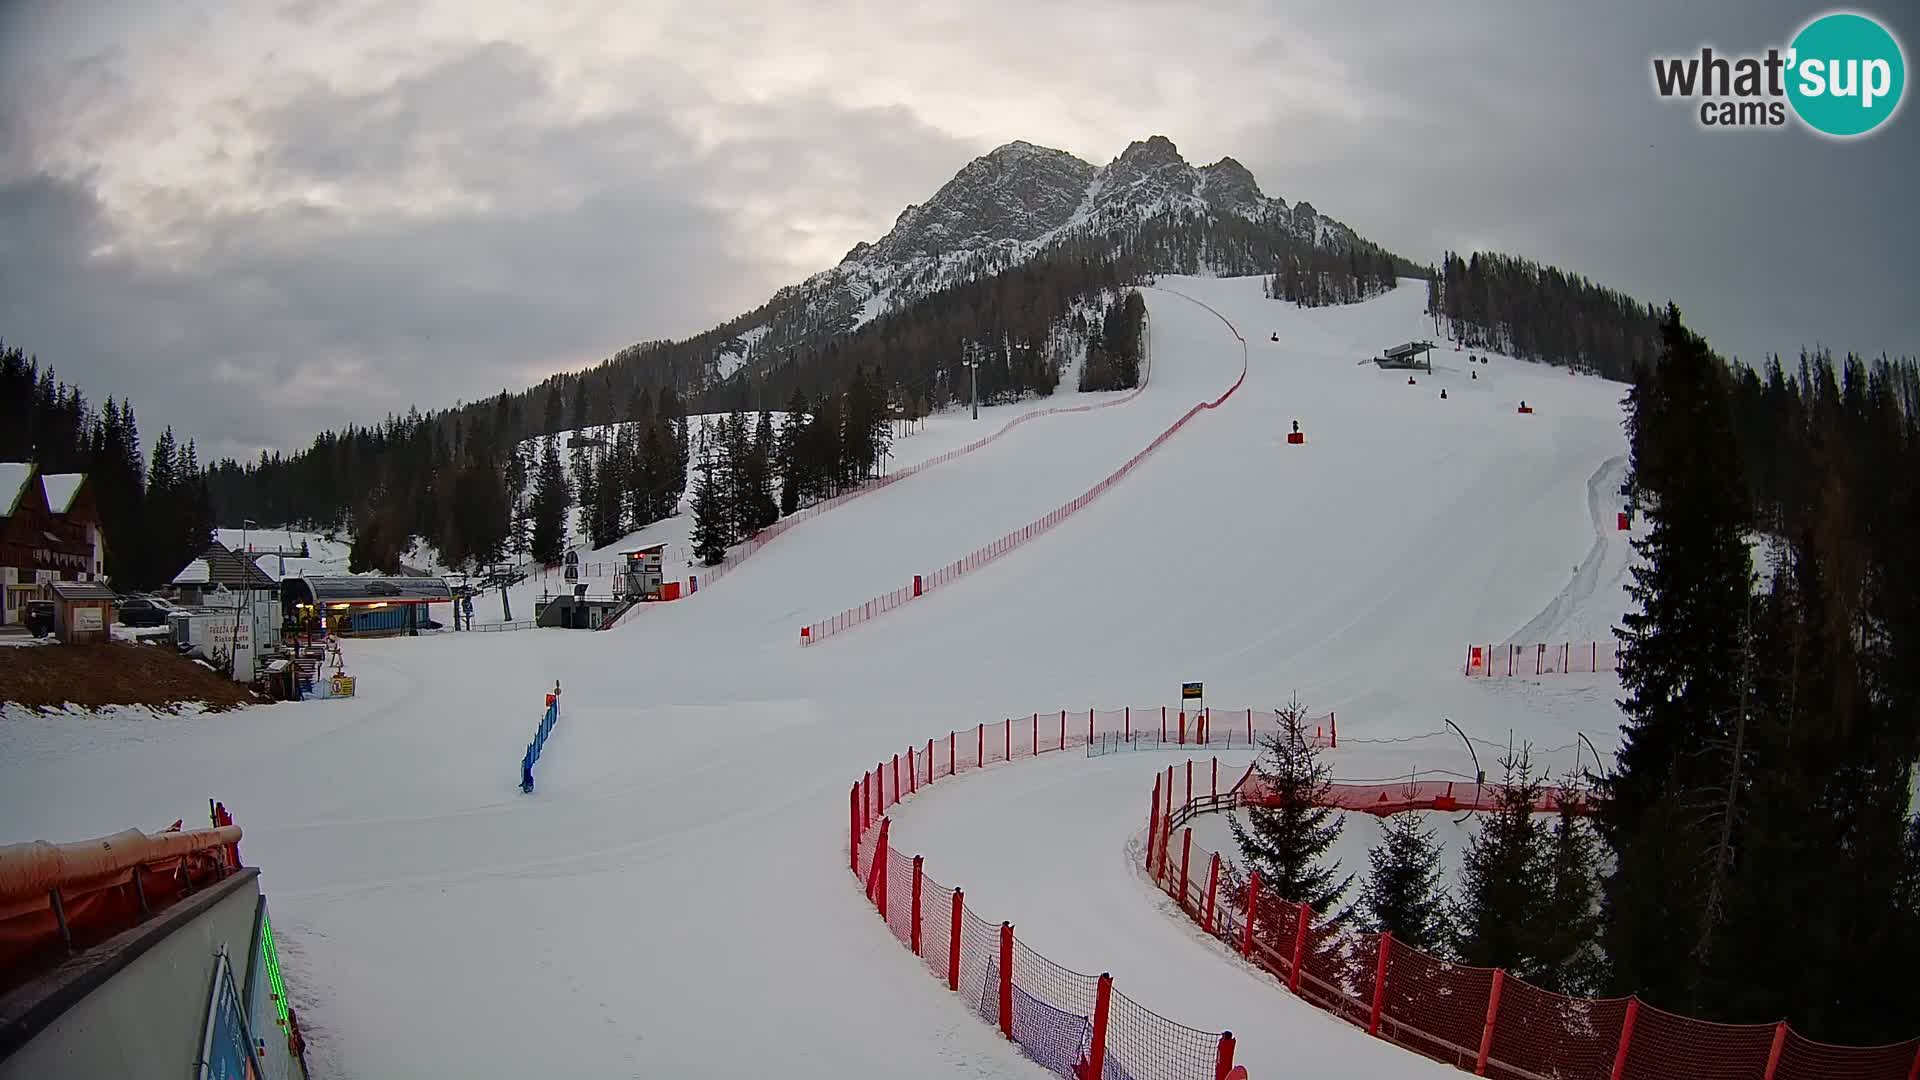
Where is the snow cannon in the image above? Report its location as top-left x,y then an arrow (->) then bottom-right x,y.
1286,420 -> 1305,445
1407,375 -> 1417,385
1270,332 -> 1278,342
1472,370 -> 1478,380
1518,400 -> 1534,414
1440,388 -> 1448,400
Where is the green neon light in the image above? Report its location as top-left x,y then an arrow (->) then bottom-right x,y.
261,909 -> 290,1027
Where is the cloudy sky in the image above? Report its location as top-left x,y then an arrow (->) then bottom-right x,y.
2,1 -> 1913,461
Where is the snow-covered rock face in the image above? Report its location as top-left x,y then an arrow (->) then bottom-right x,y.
741,136 -> 1368,372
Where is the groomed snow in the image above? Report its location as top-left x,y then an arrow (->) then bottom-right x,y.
0,275 -> 1633,1079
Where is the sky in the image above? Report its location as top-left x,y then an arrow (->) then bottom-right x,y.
1,0 -> 1914,462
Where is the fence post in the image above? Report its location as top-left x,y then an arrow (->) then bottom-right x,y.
1762,1022 -> 1788,1080
1147,775 -> 1162,874
1288,901 -> 1309,992
911,855 -> 924,955
1369,932 -> 1391,1036
907,746 -> 917,794
865,818 -> 890,904
1212,757 -> 1219,798
998,922 -> 1014,1040
950,731 -> 956,776
1246,709 -> 1253,744
1005,720 -> 1011,762
877,849 -> 891,922
1087,973 -> 1112,1079
1179,828 -> 1193,906
948,888 -> 965,991
1088,707 -> 1095,746
1331,710 -> 1337,748
1608,998 -> 1640,1080
1214,1032 -> 1236,1080
1907,1041 -> 1920,1080
978,723 -> 984,767
1240,872 -> 1261,958
1125,707 -> 1130,742
1060,709 -> 1066,751
850,784 -> 861,872
1204,853 -> 1221,933
1475,969 -> 1505,1076
1032,712 -> 1038,754
1186,759 -> 1194,806
892,754 -> 900,805
1162,705 -> 1167,742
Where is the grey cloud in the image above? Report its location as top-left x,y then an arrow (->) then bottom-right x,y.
0,39 -> 973,461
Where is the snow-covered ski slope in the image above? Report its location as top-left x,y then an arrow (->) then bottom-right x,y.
0,276 -> 1635,1079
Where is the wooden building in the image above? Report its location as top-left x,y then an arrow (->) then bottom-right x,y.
47,580 -> 115,644
1,463 -> 107,625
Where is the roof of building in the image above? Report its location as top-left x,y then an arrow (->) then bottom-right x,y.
1383,341 -> 1435,359
172,559 -> 211,586
252,555 -> 323,582
291,575 -> 453,604
174,542 -> 277,590
0,463 -> 34,517
48,580 -> 116,601
39,474 -> 85,513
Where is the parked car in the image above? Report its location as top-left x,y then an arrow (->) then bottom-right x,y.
117,595 -> 177,627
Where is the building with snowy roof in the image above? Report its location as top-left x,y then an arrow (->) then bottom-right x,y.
0,463 -> 105,626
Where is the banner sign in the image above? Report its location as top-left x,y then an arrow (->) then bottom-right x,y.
199,948 -> 259,1080
1181,681 -> 1203,700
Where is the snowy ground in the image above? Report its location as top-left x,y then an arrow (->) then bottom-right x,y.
0,276 -> 1634,1079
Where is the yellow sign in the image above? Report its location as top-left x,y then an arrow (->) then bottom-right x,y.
329,674 -> 356,697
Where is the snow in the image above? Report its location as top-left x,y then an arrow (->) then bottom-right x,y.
0,276 -> 1634,1079
0,462 -> 31,514
171,558 -> 211,585
39,473 -> 84,512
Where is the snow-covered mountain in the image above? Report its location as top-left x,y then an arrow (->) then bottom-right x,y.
709,135 -> 1388,386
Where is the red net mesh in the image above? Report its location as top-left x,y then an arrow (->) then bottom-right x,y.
1380,936 -> 1497,1071
884,850 -> 914,946
1774,1031 -> 1920,1080
1104,983 -> 1223,1080
1485,976 -> 1630,1080
919,875 -> 954,984
1297,921 -> 1371,1029
1620,1003 -> 1776,1080
956,907 -> 1000,1017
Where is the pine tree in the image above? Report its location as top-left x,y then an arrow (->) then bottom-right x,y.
1533,783 -> 1604,995
777,387 -> 808,516
529,436 -> 569,564
688,452 -> 729,565
1227,695 -> 1352,917
1452,748 -> 1550,976
1357,811 -> 1450,952
573,447 -> 597,545
745,410 -> 778,531
1599,305 -> 1753,1008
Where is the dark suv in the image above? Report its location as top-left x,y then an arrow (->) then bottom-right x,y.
117,595 -> 176,627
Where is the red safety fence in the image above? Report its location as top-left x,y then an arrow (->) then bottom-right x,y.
803,291 -> 1249,646
1467,641 -> 1620,677
851,721 -> 1244,1080
0,800 -> 247,997
1148,767 -> 1920,1080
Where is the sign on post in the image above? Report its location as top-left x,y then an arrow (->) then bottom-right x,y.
1181,681 -> 1203,701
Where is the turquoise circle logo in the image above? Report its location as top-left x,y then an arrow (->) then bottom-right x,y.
1787,12 -> 1906,137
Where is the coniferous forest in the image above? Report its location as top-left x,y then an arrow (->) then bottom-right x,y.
1234,311 -> 1920,1046
2,344 -> 214,589
1426,251 -> 1667,380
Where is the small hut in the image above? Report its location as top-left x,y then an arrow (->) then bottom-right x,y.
47,580 -> 114,644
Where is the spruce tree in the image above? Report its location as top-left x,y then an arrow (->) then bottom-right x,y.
1533,784 -> 1604,995
529,436 -> 569,564
688,452 -> 729,565
1599,305 -> 1753,1008
1358,810 -> 1450,952
776,388 -> 808,516
1227,695 -> 1352,917
1451,748 -> 1549,976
